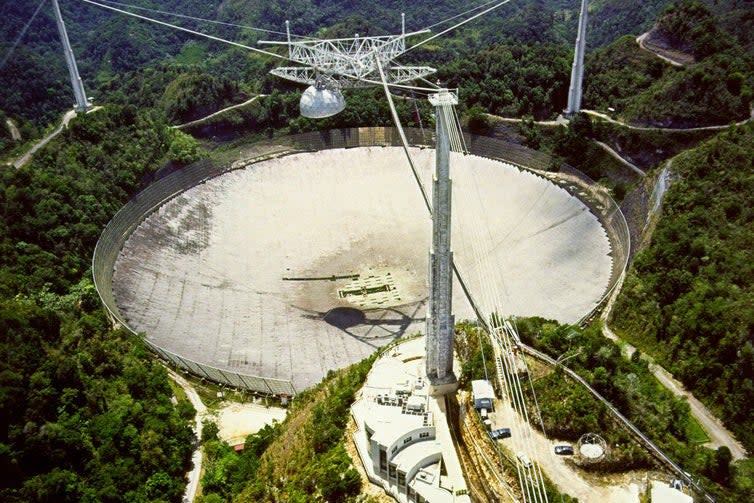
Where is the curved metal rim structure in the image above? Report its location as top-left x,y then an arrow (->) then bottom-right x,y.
92,127 -> 630,395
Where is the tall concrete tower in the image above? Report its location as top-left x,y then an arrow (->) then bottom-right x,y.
52,0 -> 91,112
426,89 -> 458,392
566,0 -> 588,116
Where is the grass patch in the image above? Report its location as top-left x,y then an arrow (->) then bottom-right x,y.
686,416 -> 711,445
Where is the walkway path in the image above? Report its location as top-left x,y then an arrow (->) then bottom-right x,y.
175,95 -> 266,130
166,368 -> 207,503
594,140 -> 645,176
13,109 -> 77,168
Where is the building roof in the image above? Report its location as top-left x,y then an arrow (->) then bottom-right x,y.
471,379 -> 494,400
651,480 -> 693,503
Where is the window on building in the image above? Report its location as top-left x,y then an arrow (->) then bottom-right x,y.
398,471 -> 406,488
379,449 -> 387,472
419,432 -> 429,438
403,436 -> 412,444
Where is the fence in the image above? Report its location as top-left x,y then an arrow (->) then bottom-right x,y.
92,127 -> 631,395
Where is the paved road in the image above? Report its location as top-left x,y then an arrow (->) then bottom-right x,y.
522,343 -> 716,503
651,363 -> 747,460
599,272 -> 747,461
166,368 -> 207,503
604,325 -> 746,460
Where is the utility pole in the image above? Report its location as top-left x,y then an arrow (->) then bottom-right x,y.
52,0 -> 91,112
426,89 -> 458,394
566,0 -> 588,116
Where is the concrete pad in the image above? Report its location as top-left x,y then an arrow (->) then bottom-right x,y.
113,147 -> 612,391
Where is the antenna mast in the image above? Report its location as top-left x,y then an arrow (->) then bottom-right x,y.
52,0 -> 91,112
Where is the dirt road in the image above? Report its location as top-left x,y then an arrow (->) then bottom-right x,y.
167,369 -> 207,503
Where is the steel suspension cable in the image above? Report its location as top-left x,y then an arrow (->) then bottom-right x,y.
96,0 -> 313,39
0,0 -> 46,71
423,0 -> 504,31
78,0 -> 287,60
406,0 -> 512,54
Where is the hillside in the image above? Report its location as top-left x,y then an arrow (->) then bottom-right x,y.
0,0 -> 674,131
612,122 -> 754,453
584,1 -> 753,127
0,107 -> 197,502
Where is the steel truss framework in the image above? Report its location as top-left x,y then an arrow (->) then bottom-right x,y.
260,26 -> 435,88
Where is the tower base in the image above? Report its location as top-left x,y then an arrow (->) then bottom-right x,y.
428,373 -> 459,396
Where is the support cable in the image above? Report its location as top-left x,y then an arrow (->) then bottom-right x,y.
373,52 -> 431,214
423,0 -> 504,31
0,0 -> 46,71
78,0 -> 288,60
406,0 -> 512,54
96,0 -> 313,39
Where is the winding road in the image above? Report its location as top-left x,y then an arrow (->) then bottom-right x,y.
636,32 -> 686,67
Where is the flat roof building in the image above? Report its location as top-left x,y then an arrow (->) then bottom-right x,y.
352,337 -> 470,503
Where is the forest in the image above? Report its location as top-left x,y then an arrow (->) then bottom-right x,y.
0,106 -> 197,501
1,0 -> 753,501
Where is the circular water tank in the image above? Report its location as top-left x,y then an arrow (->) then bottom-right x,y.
300,85 -> 346,118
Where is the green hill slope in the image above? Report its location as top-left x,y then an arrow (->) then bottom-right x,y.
612,122 -> 754,453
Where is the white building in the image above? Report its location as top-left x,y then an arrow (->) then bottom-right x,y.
351,337 -> 470,503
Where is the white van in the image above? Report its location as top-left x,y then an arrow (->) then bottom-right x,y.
516,452 -> 532,468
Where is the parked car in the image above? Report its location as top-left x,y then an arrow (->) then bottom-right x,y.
554,444 -> 574,455
489,428 -> 511,440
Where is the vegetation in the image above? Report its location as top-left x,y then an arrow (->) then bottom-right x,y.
438,43 -> 571,120
583,17 -> 753,128
0,106 -> 195,501
455,321 -> 497,388
0,106 -> 178,296
612,123 -> 754,455
655,0 -> 732,59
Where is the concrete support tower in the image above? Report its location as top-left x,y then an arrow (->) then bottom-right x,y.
52,0 -> 90,112
566,0 -> 588,116
426,90 -> 458,391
